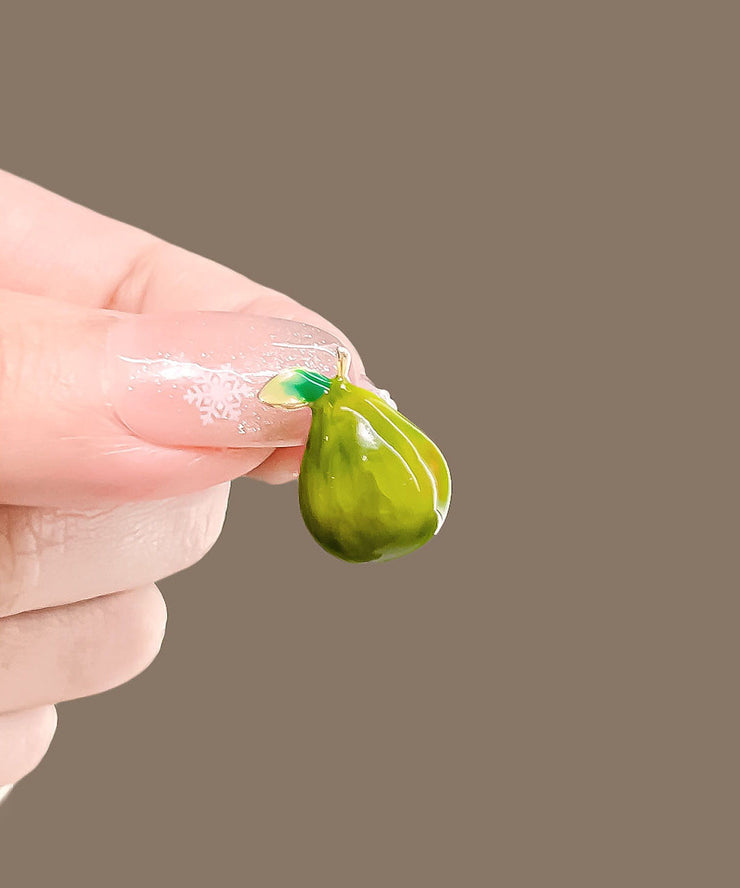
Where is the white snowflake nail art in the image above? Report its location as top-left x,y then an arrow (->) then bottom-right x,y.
183,364 -> 252,426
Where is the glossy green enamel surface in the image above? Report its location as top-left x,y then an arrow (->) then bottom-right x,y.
299,378 -> 451,563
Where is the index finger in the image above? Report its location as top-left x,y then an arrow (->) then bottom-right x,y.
0,171 -> 372,496
0,169 -> 366,372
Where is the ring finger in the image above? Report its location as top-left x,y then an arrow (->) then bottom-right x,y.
0,585 -> 166,715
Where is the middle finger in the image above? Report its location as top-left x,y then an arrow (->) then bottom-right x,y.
0,483 -> 230,618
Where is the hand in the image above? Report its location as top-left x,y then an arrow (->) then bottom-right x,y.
0,171 -> 369,789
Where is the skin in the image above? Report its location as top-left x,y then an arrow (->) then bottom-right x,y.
0,170 -> 373,790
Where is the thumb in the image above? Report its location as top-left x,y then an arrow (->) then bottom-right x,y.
0,292 -> 360,507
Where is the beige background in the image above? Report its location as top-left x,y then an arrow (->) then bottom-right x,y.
0,3 -> 737,886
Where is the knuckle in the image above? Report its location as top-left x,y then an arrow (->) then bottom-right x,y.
0,507 -> 67,616
0,506 -> 115,617
0,304 -> 62,417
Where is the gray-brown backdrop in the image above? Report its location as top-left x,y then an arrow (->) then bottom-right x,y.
0,3 -> 736,886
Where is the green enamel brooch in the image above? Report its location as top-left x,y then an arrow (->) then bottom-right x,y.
258,347 -> 451,563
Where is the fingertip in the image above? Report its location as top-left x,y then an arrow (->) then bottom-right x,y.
0,705 -> 58,787
244,445 -> 304,485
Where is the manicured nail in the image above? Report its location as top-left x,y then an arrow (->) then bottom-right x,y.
359,374 -> 397,409
107,312 -> 348,447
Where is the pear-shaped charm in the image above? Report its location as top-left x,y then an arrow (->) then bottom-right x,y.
259,348 -> 451,563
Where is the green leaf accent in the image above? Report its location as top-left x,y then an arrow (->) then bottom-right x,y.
258,368 -> 332,409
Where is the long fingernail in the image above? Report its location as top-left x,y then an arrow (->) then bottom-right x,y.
107,312 -> 348,447
359,374 -> 397,409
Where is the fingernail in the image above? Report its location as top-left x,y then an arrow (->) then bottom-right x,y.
359,374 -> 397,410
107,312 -> 348,447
